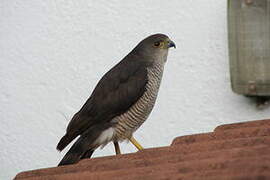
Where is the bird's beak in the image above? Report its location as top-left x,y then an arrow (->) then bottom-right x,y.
167,40 -> 176,49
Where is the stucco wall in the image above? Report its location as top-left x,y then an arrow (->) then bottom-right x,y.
1,0 -> 270,179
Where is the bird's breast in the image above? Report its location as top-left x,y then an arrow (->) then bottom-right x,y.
112,62 -> 165,141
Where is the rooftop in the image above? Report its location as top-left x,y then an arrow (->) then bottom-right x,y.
15,119 -> 270,180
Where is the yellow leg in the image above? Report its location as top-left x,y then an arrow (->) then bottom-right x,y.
129,136 -> 144,151
114,141 -> 121,155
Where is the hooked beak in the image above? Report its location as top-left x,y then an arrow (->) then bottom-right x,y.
168,40 -> 176,48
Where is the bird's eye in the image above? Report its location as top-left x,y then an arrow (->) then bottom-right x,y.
154,42 -> 160,47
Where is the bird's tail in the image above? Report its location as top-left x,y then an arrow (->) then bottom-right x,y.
56,133 -> 76,151
58,124 -> 108,166
58,136 -> 95,166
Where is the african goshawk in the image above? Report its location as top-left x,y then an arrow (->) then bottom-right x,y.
57,34 -> 175,166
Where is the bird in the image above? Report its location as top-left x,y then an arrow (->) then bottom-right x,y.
57,33 -> 175,166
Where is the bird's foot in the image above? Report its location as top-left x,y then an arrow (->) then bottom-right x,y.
114,141 -> 121,155
129,136 -> 144,151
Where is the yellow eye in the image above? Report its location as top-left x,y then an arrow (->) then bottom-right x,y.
154,42 -> 160,47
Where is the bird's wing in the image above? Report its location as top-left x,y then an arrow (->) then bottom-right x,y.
59,56 -> 148,149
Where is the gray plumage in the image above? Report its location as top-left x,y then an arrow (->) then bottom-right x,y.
57,33 -> 175,166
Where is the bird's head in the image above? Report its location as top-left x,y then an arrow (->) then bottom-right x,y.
133,33 -> 176,64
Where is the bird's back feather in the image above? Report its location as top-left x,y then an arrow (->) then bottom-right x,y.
57,55 -> 148,152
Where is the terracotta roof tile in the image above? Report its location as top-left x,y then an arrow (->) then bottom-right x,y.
171,126 -> 270,145
214,119 -> 270,131
14,119 -> 270,180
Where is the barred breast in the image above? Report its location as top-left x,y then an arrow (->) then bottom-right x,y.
112,62 -> 165,141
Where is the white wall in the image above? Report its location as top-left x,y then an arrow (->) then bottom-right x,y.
1,0 -> 270,179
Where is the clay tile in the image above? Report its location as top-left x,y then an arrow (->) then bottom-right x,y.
14,119 -> 270,180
